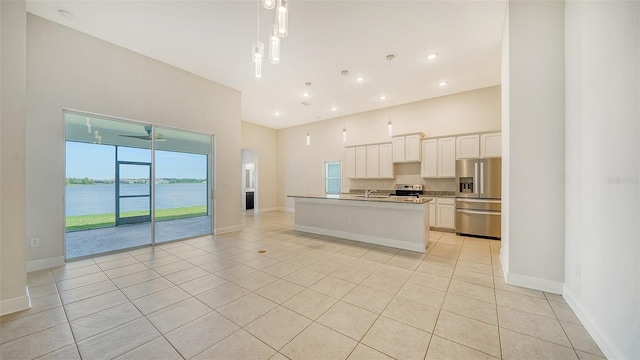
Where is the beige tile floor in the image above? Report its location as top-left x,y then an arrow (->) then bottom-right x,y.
1,211 -> 606,360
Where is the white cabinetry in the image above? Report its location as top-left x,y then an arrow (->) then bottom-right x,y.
457,132 -> 502,159
435,198 -> 456,229
345,143 -> 394,180
456,135 -> 480,159
480,132 -> 502,158
355,146 -> 367,179
393,133 -> 423,163
438,137 -> 456,177
379,143 -> 394,179
345,147 -> 356,179
421,139 -> 437,178
366,145 -> 379,178
392,136 -> 405,163
421,137 -> 456,178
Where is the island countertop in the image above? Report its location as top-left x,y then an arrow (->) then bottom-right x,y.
287,194 -> 433,204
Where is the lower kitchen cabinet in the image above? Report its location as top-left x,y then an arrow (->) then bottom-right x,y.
430,197 -> 456,230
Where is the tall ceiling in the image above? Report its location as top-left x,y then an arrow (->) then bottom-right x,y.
27,0 -> 506,129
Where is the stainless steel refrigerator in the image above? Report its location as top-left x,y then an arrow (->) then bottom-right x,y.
455,158 -> 501,239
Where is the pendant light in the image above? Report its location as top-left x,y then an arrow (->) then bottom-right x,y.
341,70 -> 349,143
86,117 -> 91,133
306,131 -> 311,146
252,1 -> 264,78
386,54 -> 395,137
268,24 -> 280,64
276,0 -> 288,38
262,0 -> 275,9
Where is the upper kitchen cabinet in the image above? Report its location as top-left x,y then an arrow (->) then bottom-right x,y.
355,146 -> 367,179
438,137 -> 456,177
345,147 -> 356,179
421,139 -> 437,178
345,143 -> 394,179
456,132 -> 502,159
393,133 -> 424,163
422,137 -> 455,178
366,145 -> 379,178
480,132 -> 502,158
456,134 -> 480,159
378,143 -> 394,178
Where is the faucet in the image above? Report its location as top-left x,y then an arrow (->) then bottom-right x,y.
364,189 -> 377,199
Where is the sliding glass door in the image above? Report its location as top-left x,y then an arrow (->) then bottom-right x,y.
154,126 -> 212,243
65,112 -> 213,259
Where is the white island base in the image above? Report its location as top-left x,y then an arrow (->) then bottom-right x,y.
291,196 -> 430,253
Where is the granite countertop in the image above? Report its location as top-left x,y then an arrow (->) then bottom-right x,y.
288,194 -> 433,204
423,191 -> 456,198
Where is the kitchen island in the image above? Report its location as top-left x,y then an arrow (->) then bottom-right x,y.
288,194 -> 432,252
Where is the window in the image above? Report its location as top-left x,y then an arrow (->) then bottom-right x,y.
325,161 -> 341,194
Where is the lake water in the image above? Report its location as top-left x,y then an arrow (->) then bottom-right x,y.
66,183 -> 207,216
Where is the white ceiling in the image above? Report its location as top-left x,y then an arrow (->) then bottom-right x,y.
27,0 -> 506,129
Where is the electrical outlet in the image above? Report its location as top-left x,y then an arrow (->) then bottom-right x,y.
442,183 -> 446,188
30,238 -> 40,247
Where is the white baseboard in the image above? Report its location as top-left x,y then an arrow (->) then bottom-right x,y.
563,285 -> 624,360
504,271 -> 564,294
257,207 -> 279,213
27,256 -> 65,272
499,251 -> 508,278
281,207 -> 294,212
215,225 -> 243,234
0,287 -> 31,316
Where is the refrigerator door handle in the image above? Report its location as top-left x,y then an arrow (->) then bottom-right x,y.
474,162 -> 478,194
457,209 -> 501,216
480,162 -> 484,195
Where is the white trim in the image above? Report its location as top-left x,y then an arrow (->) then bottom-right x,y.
257,207 -> 280,213
280,207 -> 295,212
0,287 -> 31,316
214,225 -> 243,234
27,256 -> 65,272
563,285 -> 624,360
499,251 -> 508,278
295,224 -> 425,253
504,271 -> 563,294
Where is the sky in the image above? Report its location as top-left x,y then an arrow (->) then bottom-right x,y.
66,142 -> 207,180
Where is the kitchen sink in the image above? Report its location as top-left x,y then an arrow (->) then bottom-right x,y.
353,195 -> 389,199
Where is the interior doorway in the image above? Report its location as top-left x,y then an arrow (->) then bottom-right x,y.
241,148 -> 258,213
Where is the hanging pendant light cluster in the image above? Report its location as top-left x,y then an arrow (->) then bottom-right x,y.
253,0 -> 289,77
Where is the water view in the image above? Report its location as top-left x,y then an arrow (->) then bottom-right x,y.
66,183 -> 207,216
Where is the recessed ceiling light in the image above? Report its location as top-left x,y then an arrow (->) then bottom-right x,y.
274,112 -> 280,116
331,106 -> 337,111
380,95 -> 387,100
303,92 -> 309,97
439,81 -> 448,86
59,9 -> 74,19
427,53 -> 437,61
356,76 -> 364,82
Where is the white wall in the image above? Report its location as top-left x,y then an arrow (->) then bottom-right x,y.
26,15 -> 242,269
277,86 -> 501,209
0,0 -> 30,315
564,1 -> 639,359
241,121 -> 279,211
502,1 -> 565,293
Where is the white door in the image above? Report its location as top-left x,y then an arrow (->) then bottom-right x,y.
392,136 -> 405,163
379,143 -> 394,178
456,134 -> 480,159
405,134 -> 422,162
438,137 -> 456,178
366,145 -> 379,178
421,139 -> 437,178
355,146 -> 367,179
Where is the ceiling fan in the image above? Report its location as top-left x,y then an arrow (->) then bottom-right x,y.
119,126 -> 166,141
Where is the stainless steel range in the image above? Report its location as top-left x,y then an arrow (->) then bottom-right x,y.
390,184 -> 424,199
